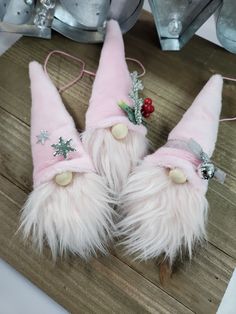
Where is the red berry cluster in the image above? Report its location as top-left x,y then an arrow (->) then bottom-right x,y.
141,98 -> 154,118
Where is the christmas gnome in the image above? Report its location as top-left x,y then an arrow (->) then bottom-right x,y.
117,74 -> 224,264
20,61 -> 115,259
83,19 -> 150,195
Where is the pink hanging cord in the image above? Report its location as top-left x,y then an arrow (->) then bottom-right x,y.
43,50 -> 146,92
126,57 -> 146,77
219,76 -> 236,122
43,54 -> 236,123
44,50 -> 96,93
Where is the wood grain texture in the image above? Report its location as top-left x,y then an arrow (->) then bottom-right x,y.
0,10 -> 236,314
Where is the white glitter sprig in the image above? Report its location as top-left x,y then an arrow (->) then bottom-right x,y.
129,71 -> 144,125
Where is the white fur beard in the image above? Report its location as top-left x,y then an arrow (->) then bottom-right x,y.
20,172 -> 115,259
117,163 -> 208,264
82,128 -> 148,196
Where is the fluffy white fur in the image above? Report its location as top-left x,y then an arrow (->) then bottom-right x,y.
117,163 -> 208,264
82,128 -> 148,196
20,172 -> 116,259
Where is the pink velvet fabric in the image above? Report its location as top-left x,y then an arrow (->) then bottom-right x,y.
169,74 -> 223,156
30,61 -> 94,188
85,19 -> 147,135
145,75 -> 223,192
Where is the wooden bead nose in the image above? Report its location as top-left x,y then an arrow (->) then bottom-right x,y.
54,171 -> 73,186
111,123 -> 128,140
169,168 -> 187,184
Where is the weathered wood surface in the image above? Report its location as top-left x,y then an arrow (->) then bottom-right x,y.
0,11 -> 236,314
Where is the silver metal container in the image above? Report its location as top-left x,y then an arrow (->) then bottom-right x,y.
52,0 -> 144,42
216,0 -> 236,53
0,0 -> 55,38
0,0 -> 144,41
149,0 -> 222,50
1,0 -> 230,52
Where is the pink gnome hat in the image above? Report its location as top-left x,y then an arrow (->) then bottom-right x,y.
20,61 -> 115,259
146,74 -> 223,192
30,61 -> 94,187
118,74 -> 224,264
83,19 -> 149,195
85,19 -> 146,135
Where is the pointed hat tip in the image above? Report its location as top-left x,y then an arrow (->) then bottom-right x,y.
106,19 -> 120,32
29,60 -> 42,71
107,18 -> 118,25
209,73 -> 223,85
29,60 -> 44,79
202,74 -> 223,93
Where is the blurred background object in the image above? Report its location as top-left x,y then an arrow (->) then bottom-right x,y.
52,0 -> 144,42
0,0 -> 144,42
216,0 -> 236,53
1,0 -> 236,52
148,0 -> 222,50
0,0 -> 55,38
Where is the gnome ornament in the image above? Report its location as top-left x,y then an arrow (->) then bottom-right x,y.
118,75 -> 225,265
83,20 -> 150,195
20,61 -> 115,259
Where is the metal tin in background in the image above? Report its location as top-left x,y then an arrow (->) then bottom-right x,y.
0,0 -> 228,51
216,0 -> 236,53
149,0 -> 222,50
52,0 -> 144,42
0,0 -> 55,38
0,0 -> 144,42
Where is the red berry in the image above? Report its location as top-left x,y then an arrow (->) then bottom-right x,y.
147,104 -> 154,113
142,103 -> 155,114
144,98 -> 152,106
141,109 -> 146,117
141,103 -> 149,112
143,112 -> 150,118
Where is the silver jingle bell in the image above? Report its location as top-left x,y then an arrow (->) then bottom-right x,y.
197,161 -> 215,180
40,0 -> 56,9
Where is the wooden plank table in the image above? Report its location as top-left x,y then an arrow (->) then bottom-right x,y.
0,11 -> 236,314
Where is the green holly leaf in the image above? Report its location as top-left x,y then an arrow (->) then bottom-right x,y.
141,119 -> 147,127
118,101 -> 137,125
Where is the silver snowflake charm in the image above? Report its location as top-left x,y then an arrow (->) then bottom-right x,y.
51,137 -> 76,159
36,130 -> 50,145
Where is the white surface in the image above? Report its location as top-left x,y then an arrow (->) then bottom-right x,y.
196,14 -> 221,46
143,0 -> 221,46
0,32 -> 22,55
0,259 -> 68,314
217,268 -> 236,314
